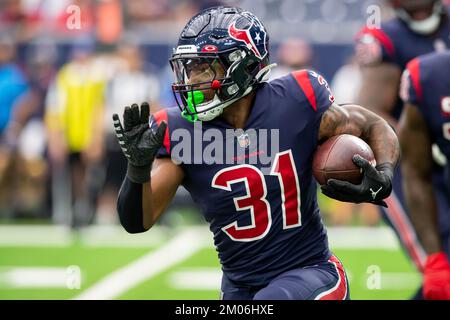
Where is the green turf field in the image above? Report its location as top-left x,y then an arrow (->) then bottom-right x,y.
0,225 -> 421,300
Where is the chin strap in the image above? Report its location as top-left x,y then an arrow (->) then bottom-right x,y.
255,63 -> 277,82
196,86 -> 254,121
185,62 -> 278,122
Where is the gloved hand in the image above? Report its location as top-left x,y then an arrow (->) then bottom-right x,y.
321,154 -> 393,207
112,102 -> 166,184
423,252 -> 450,300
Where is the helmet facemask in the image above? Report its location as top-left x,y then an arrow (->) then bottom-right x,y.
170,48 -> 273,122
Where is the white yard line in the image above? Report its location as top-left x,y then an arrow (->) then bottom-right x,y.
73,227 -> 206,300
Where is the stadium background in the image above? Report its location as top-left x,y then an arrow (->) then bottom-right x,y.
0,0 -> 434,299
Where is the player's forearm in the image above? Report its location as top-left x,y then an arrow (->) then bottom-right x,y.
117,177 -> 150,233
366,108 -> 398,131
401,166 -> 442,254
116,175 -> 167,233
364,116 -> 400,168
319,104 -> 400,167
142,181 -> 160,229
343,105 -> 400,167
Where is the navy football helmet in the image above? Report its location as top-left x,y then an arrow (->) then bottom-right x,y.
170,6 -> 276,122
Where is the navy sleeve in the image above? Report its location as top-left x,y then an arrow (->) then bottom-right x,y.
117,177 -> 147,233
289,69 -> 336,150
290,69 -> 335,116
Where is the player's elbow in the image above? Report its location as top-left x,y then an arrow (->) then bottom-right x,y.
117,203 -> 149,234
120,220 -> 148,234
122,225 -> 148,234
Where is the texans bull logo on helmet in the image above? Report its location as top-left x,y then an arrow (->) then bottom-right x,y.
228,12 -> 268,60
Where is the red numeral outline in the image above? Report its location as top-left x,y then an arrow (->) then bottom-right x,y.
211,150 -> 301,242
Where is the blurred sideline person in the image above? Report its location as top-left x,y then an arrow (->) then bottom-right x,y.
0,39 -> 57,219
113,6 -> 399,300
0,33 -> 29,218
355,0 -> 450,298
270,38 -> 312,80
399,51 -> 450,299
45,39 -> 106,228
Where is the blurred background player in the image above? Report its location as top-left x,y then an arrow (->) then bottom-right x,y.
399,51 -> 450,300
355,0 -> 450,298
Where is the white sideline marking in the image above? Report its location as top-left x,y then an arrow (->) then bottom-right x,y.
0,225 -> 402,249
0,225 -> 170,248
0,267 -> 70,288
73,228 -> 206,300
379,272 -> 421,290
167,269 -> 419,292
78,225 -> 169,248
0,225 -> 72,247
168,268 -> 222,291
327,227 -> 400,250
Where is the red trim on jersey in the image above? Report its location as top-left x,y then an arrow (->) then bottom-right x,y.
384,194 -> 426,272
316,255 -> 348,300
292,70 -> 317,111
407,58 -> 423,103
356,26 -> 395,57
153,109 -> 170,155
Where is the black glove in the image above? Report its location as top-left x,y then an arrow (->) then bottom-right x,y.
320,154 -> 394,207
112,102 -> 166,184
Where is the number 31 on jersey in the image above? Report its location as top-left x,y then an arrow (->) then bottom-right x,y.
212,149 -> 301,242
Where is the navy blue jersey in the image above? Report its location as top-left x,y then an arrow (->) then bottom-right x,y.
401,50 -> 450,236
152,70 -> 335,287
401,51 -> 450,157
355,5 -> 450,119
356,6 -> 450,70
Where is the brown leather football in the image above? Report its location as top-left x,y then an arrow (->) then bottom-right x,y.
312,134 -> 376,186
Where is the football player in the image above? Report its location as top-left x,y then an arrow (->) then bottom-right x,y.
113,6 -> 399,300
399,51 -> 450,300
355,0 -> 450,297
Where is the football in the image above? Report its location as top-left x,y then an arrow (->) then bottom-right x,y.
312,134 -> 376,186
